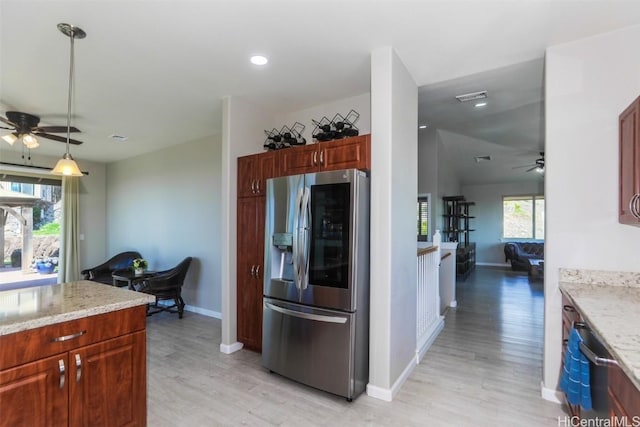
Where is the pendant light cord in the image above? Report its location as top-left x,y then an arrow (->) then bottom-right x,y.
66,28 -> 75,156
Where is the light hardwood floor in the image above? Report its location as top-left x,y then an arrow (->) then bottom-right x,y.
146,266 -> 565,426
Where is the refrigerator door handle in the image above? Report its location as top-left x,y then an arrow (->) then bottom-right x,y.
264,301 -> 347,324
292,187 -> 304,289
300,186 -> 311,290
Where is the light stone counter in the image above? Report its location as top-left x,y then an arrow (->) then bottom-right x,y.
559,269 -> 640,391
0,280 -> 155,336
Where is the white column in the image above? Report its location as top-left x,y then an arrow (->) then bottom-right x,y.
367,46 -> 418,401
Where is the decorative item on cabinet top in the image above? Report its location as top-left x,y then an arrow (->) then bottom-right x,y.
312,110 -> 359,142
264,122 -> 306,150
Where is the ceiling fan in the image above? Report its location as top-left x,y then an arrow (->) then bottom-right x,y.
513,151 -> 545,173
0,111 -> 83,148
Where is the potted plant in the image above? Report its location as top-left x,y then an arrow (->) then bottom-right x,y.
132,258 -> 148,275
35,257 -> 57,274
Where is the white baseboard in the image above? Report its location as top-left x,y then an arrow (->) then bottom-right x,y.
540,382 -> 563,404
416,317 -> 444,364
367,353 -> 418,402
476,262 -> 510,267
184,305 -> 221,319
449,300 -> 457,308
219,342 -> 243,354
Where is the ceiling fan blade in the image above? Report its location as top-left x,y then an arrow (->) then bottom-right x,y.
37,132 -> 83,145
34,126 -> 81,133
526,166 -> 538,172
0,116 -> 16,127
512,164 -> 534,170
0,126 -> 13,130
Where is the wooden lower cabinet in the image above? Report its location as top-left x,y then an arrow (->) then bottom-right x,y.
0,306 -> 147,427
608,365 -> 640,419
0,354 -> 69,427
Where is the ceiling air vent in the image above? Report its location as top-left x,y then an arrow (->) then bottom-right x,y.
455,90 -> 488,103
474,155 -> 491,163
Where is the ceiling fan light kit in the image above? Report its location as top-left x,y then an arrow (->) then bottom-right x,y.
51,23 -> 85,177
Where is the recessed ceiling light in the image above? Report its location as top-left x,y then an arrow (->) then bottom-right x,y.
474,155 -> 492,163
419,125 -> 428,129
474,102 -> 487,107
455,90 -> 487,103
250,55 -> 268,65
110,134 -> 128,142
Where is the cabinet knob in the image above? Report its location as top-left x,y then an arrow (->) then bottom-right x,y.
319,150 -> 324,165
256,179 -> 261,194
250,265 -> 256,278
251,179 -> 256,194
313,151 -> 318,166
255,264 -> 260,278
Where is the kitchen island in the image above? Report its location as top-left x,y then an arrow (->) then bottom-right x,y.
0,280 -> 154,426
559,269 -> 640,418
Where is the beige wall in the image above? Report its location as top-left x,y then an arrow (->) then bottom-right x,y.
106,135 -> 222,315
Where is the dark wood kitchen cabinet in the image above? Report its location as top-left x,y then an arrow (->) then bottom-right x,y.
279,134 -> 370,176
0,306 -> 147,427
236,196 -> 265,351
609,365 -> 640,419
619,96 -> 640,225
235,134 -> 370,352
238,151 -> 278,198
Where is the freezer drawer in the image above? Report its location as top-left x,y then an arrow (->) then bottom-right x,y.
262,298 -> 364,399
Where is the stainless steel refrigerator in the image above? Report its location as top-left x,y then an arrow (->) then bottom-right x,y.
262,168 -> 370,401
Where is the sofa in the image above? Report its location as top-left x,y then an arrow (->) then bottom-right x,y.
81,251 -> 143,285
504,242 -> 544,272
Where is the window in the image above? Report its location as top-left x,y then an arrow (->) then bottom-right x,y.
503,195 -> 544,239
417,194 -> 430,241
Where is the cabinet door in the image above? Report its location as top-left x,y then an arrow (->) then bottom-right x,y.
69,332 -> 146,427
320,135 -> 371,172
254,152 -> 277,196
0,354 -> 68,427
238,155 -> 258,198
619,98 -> 640,225
237,197 -> 264,351
280,144 -> 319,176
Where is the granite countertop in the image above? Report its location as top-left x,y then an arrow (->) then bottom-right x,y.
559,269 -> 640,391
0,280 -> 155,336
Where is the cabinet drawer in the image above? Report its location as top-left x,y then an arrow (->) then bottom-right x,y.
0,306 -> 146,370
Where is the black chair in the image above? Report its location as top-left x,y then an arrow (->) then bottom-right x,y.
134,257 -> 193,318
81,251 -> 143,285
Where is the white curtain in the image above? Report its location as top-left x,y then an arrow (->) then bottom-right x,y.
59,176 -> 80,282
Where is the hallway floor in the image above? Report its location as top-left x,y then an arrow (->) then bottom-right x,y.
146,266 -> 565,426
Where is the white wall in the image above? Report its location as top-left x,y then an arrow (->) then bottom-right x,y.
462,181 -> 543,265
544,24 -> 640,395
106,135 -> 221,315
368,47 -> 418,401
418,128 -> 461,239
0,149 -> 107,271
276,93 -> 371,143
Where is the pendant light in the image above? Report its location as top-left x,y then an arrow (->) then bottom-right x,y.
51,23 -> 85,177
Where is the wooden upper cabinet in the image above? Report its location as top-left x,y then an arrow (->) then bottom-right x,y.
280,134 -> 371,176
619,97 -> 640,225
238,151 -> 278,198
